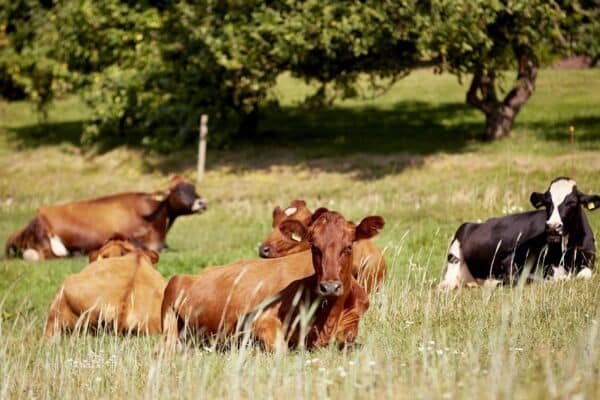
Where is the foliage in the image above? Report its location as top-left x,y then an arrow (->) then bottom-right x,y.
0,0 -> 598,148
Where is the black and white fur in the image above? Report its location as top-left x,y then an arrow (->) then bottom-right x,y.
439,177 -> 599,290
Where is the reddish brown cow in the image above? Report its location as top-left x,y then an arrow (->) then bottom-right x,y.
6,176 -> 207,261
258,200 -> 386,293
162,209 -> 382,352
247,210 -> 384,351
44,238 -> 166,337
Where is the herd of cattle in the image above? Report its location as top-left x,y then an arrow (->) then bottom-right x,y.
3,176 -> 599,350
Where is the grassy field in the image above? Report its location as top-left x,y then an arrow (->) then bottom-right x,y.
0,68 -> 599,399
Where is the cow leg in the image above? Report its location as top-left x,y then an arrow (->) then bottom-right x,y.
44,286 -> 78,338
335,280 -> 369,348
252,312 -> 286,353
161,276 -> 192,353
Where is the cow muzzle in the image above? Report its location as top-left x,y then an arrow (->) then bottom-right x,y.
318,281 -> 343,297
258,244 -> 271,258
546,223 -> 564,242
191,198 -> 208,213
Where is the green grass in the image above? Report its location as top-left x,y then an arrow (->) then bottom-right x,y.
0,68 -> 599,399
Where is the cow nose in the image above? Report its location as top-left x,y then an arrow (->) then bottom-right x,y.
259,245 -> 270,258
192,198 -> 208,212
546,221 -> 563,231
319,281 -> 343,297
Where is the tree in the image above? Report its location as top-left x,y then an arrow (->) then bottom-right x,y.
419,0 -> 568,140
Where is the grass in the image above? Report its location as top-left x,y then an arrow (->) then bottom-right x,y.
0,68 -> 599,399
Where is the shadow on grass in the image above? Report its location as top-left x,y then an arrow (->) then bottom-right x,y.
143,101 -> 484,179
10,100 -> 597,179
6,120 -> 85,148
527,115 -> 600,149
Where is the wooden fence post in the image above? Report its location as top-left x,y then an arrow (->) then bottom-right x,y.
197,114 -> 208,182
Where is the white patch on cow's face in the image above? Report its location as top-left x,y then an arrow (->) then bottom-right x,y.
438,239 -> 476,291
191,198 -> 207,212
284,207 -> 297,216
23,248 -> 40,261
547,179 -> 576,231
576,267 -> 592,279
50,235 -> 69,257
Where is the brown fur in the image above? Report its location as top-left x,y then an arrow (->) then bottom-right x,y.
44,240 -> 166,337
259,200 -> 386,293
162,210 -> 380,352
248,210 -> 383,351
6,176 -> 207,259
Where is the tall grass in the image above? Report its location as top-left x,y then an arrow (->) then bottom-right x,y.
0,68 -> 599,399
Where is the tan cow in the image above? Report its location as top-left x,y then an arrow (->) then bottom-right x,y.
258,200 -> 386,293
44,238 -> 166,337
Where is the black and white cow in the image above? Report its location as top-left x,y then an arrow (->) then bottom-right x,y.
438,177 -> 599,290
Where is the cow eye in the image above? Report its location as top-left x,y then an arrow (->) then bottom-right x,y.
343,245 -> 352,254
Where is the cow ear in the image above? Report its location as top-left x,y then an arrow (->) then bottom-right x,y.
354,216 -> 385,241
579,193 -> 600,211
290,199 -> 307,209
529,192 -> 545,209
279,220 -> 308,243
310,207 -> 329,225
168,175 -> 186,191
144,249 -> 160,264
272,206 -> 285,228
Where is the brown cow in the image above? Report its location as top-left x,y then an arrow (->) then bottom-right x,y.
258,200 -> 386,293
246,209 -> 384,351
44,238 -> 166,337
6,176 -> 207,261
161,209 -> 379,352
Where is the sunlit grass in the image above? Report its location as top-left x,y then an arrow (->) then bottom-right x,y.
0,68 -> 599,399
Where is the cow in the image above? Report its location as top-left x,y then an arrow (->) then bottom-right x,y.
245,210 -> 384,351
438,177 -> 599,290
258,200 -> 386,293
6,176 -> 207,261
161,209 -> 382,352
44,238 -> 167,337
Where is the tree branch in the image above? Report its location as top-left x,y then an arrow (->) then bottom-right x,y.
503,47 -> 538,113
466,69 -> 497,114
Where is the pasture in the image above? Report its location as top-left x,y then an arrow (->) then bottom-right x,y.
1,69 -> 599,399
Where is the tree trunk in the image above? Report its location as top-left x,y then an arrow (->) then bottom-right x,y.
485,106 -> 514,140
466,47 -> 538,141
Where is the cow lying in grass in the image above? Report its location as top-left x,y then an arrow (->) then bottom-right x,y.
246,210 -> 384,351
6,176 -> 207,260
438,177 -> 598,290
44,238 -> 166,337
258,200 -> 386,293
161,209 -> 383,352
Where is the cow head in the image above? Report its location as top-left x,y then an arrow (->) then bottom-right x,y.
258,200 -> 313,258
279,209 -> 384,297
164,176 -> 208,216
530,177 -> 600,242
89,236 -> 159,264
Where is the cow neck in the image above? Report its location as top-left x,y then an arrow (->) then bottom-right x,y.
565,207 -> 586,247
144,198 -> 171,237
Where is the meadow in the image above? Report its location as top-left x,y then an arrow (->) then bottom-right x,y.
0,68 -> 599,399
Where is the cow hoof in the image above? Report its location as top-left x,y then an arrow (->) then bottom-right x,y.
23,249 -> 40,261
